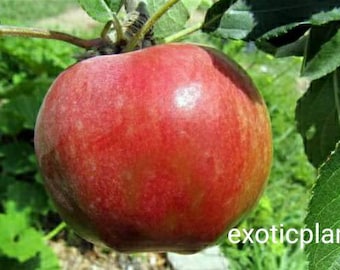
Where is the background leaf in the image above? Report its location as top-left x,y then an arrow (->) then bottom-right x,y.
311,7 -> 340,25
104,0 -> 124,13
4,95 -> 41,130
147,0 -> 189,40
0,249 -> 60,270
78,0 -> 123,23
181,0 -> 202,15
305,143 -> 340,270
203,0 -> 340,41
257,34 -> 307,58
296,71 -> 340,167
5,182 -> 50,216
0,142 -> 36,175
203,0 -> 252,40
0,202 -> 43,262
302,22 -> 340,80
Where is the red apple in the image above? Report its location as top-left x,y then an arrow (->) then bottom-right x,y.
34,43 -> 272,253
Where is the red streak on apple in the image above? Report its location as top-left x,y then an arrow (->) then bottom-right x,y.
34,43 -> 272,253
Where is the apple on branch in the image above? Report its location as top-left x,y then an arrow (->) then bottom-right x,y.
34,43 -> 272,253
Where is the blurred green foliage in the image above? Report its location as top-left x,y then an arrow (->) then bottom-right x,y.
0,36 -> 79,269
0,0 -> 77,25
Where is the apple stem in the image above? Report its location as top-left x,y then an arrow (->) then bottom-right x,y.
110,13 -> 126,44
101,21 -> 113,40
44,221 -> 67,241
0,25 -> 107,49
163,23 -> 202,43
124,0 -> 181,52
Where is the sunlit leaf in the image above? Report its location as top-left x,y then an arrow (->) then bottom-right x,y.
147,0 -> 189,39
78,0 -> 123,22
181,0 -> 202,14
0,202 -> 43,262
305,143 -> 340,270
302,23 -> 340,80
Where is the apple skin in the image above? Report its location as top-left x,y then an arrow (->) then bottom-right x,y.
34,43 -> 272,253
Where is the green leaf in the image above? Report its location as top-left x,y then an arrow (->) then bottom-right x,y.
147,0 -> 189,40
36,245 -> 60,270
0,245 -> 60,270
0,142 -> 36,174
0,91 -> 43,135
203,0 -> 253,40
296,71 -> 340,167
0,76 -> 51,100
0,102 -> 24,135
181,0 -> 202,14
6,95 -> 40,130
331,257 -> 340,270
78,0 -> 123,22
256,27 -> 308,57
104,0 -> 124,12
0,176 -> 14,197
311,7 -> 340,25
302,23 -> 340,80
203,0 -> 340,41
273,36 -> 307,58
5,182 -> 50,216
0,202 -> 44,262
305,143 -> 340,270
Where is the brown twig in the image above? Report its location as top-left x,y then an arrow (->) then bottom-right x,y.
0,25 -> 107,49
